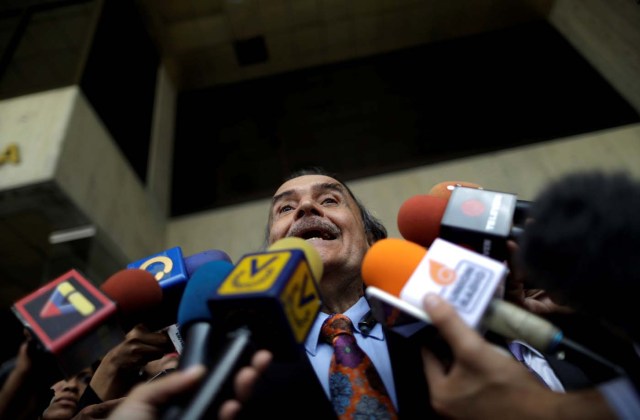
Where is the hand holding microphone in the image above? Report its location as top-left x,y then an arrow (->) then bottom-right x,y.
86,323 -> 175,404
399,181 -> 569,321
361,237 -> 562,350
361,237 -> 625,377
69,269 -> 177,411
418,293 -> 616,420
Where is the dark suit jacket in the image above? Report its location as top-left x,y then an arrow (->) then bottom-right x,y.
237,327 -> 444,419
541,349 -> 599,390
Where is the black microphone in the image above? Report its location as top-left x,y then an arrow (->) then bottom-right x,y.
398,187 -> 525,261
428,180 -> 532,228
514,199 -> 532,227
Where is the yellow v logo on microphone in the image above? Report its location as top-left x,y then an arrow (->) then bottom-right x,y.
40,281 -> 96,318
219,252 -> 289,293
211,248 -> 322,347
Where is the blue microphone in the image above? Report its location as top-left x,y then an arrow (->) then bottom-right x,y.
176,260 -> 235,369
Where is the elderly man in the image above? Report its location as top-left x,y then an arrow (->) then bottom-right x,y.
234,168 -> 439,419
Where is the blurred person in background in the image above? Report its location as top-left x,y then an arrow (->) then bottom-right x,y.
40,363 -> 98,420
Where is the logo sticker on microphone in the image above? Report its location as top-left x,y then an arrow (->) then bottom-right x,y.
280,261 -> 321,343
218,252 -> 290,293
461,199 -> 485,217
128,246 -> 187,290
441,260 -> 492,314
429,260 -> 456,286
39,282 -> 96,318
402,238 -> 507,328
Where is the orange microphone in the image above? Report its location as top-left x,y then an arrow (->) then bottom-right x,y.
361,237 -> 626,375
397,195 -> 448,248
362,237 -> 565,352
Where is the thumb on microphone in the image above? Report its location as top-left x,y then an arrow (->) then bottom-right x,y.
107,364 -> 207,419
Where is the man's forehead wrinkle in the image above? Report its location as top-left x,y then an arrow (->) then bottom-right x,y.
319,182 -> 346,195
272,181 -> 346,205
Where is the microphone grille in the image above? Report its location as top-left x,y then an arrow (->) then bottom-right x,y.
100,269 -> 162,318
362,238 -> 426,296
397,194 -> 447,247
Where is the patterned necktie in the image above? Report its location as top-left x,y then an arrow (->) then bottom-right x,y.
321,313 -> 397,419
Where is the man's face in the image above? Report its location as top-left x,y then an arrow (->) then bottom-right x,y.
42,367 -> 93,420
268,175 -> 370,278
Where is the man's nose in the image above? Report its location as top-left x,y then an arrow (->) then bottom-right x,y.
62,381 -> 80,392
296,199 -> 323,218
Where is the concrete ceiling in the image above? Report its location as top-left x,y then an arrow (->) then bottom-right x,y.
134,0 -> 555,91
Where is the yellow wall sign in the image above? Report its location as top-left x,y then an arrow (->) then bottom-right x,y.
0,144 -> 20,165
218,251 -> 291,294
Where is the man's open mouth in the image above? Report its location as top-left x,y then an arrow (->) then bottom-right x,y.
288,219 -> 340,241
298,229 -> 336,240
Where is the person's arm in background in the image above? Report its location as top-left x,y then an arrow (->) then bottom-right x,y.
503,240 -> 574,317
0,331 -> 61,420
106,365 -> 206,420
76,323 -> 174,414
420,293 -> 617,419
69,398 -> 125,420
0,339 -> 38,419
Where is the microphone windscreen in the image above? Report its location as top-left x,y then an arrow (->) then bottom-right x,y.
100,269 -> 162,318
268,237 -> 323,281
177,260 -> 234,329
184,250 -> 232,277
361,238 -> 426,296
429,180 -> 483,200
397,195 -> 448,247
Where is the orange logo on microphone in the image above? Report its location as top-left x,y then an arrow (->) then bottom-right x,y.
429,259 -> 456,285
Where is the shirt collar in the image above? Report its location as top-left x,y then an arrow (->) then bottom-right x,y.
305,296 -> 385,355
511,339 -> 545,358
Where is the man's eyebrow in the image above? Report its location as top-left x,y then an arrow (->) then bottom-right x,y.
272,190 -> 294,206
271,182 -> 346,206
